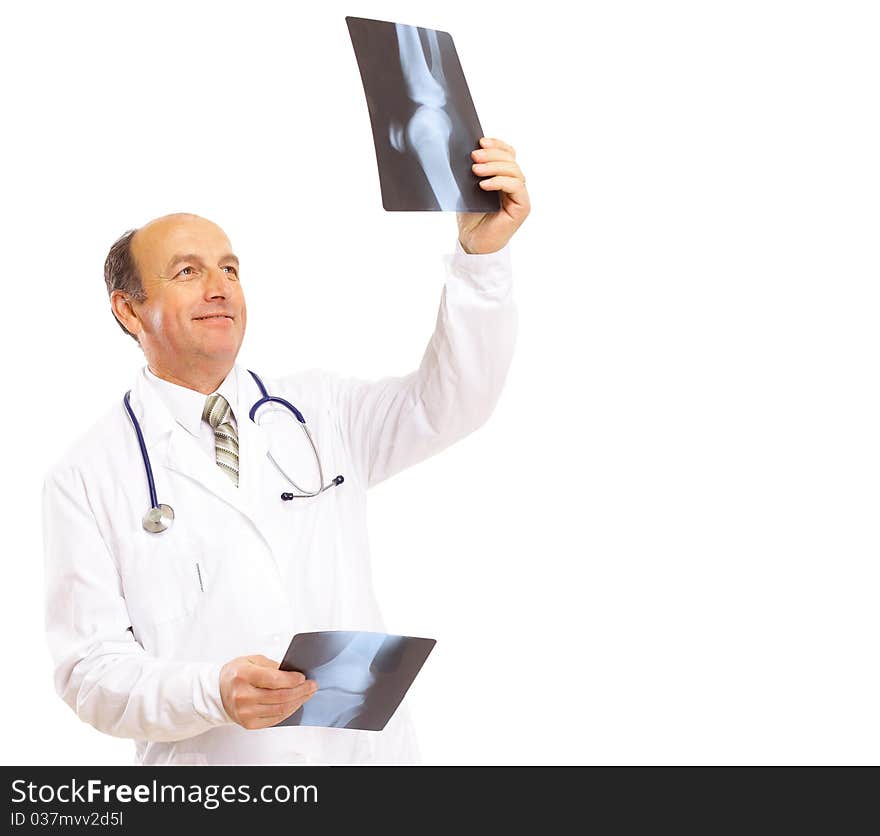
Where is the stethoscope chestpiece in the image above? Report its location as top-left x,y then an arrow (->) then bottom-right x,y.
142,503 -> 175,533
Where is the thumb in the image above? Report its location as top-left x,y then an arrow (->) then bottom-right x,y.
247,654 -> 280,669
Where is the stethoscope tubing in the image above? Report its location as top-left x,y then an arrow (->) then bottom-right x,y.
124,369 -> 342,532
123,390 -> 159,510
247,369 -> 327,495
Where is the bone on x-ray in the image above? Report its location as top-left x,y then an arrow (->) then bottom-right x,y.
346,16 -> 501,213
274,631 -> 436,731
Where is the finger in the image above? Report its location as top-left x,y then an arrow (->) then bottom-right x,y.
246,655 -> 278,668
480,137 -> 515,156
255,687 -> 318,721
254,706 -> 300,724
254,703 -> 300,723
478,175 -> 527,193
252,679 -> 318,707
244,680 -> 314,706
472,161 -> 524,179
471,148 -> 515,163
254,709 -> 294,725
248,664 -> 306,690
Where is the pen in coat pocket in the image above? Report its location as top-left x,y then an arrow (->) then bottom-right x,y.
196,562 -> 204,592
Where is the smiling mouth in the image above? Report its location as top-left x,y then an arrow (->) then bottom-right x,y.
193,314 -> 233,320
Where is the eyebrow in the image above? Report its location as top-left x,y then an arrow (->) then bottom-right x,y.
164,252 -> 240,271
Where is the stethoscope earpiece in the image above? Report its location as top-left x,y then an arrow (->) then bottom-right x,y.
280,474 -> 344,501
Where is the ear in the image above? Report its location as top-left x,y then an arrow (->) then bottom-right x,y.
110,290 -> 142,339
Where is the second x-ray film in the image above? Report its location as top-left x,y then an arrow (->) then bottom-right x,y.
346,16 -> 501,213
274,631 -> 436,731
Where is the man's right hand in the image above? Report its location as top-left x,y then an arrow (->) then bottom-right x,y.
219,654 -> 318,730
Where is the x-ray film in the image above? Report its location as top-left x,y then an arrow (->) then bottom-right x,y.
274,631 -> 436,731
346,16 -> 501,213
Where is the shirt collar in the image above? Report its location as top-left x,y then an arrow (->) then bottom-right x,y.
143,364 -> 239,438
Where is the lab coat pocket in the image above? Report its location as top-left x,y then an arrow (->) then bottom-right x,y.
122,526 -> 204,631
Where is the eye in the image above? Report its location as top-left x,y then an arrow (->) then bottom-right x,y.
176,266 -> 196,278
222,265 -> 238,275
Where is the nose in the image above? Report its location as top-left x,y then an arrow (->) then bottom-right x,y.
203,266 -> 230,299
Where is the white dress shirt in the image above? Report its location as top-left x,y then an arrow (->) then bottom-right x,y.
144,365 -> 239,462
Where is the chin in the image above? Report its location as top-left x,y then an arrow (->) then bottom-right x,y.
196,338 -> 241,360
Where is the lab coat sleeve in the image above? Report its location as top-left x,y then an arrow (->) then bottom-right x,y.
42,465 -> 231,743
334,238 -> 517,488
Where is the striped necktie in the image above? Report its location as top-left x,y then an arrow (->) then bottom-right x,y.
202,393 -> 239,487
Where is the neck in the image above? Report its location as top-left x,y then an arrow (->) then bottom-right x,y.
147,360 -> 233,395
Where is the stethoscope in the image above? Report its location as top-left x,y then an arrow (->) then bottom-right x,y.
123,369 -> 344,533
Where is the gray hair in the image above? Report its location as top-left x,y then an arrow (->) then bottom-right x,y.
104,228 -> 144,343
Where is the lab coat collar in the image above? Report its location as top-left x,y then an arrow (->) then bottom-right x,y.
129,366 -> 179,447
128,364 -> 272,542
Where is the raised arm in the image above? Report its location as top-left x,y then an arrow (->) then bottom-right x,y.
334,238 -> 517,488
333,136 -> 528,488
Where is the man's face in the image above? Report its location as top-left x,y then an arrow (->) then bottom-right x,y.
126,214 -> 247,371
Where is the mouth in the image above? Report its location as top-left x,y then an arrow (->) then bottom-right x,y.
193,314 -> 234,321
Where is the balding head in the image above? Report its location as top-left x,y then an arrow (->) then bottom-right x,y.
105,213 -> 220,341
131,212 -> 220,259
107,212 -> 247,392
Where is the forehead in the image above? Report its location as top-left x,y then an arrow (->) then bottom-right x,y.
132,215 -> 233,273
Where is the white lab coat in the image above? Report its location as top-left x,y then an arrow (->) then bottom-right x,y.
42,241 -> 517,765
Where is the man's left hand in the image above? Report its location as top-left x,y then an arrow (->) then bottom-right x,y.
457,136 -> 530,255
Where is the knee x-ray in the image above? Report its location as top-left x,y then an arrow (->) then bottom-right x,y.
273,631 -> 436,731
346,16 -> 501,213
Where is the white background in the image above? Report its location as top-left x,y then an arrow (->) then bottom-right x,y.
1,0 -> 877,765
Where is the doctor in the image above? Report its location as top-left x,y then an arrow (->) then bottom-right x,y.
42,137 -> 529,765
